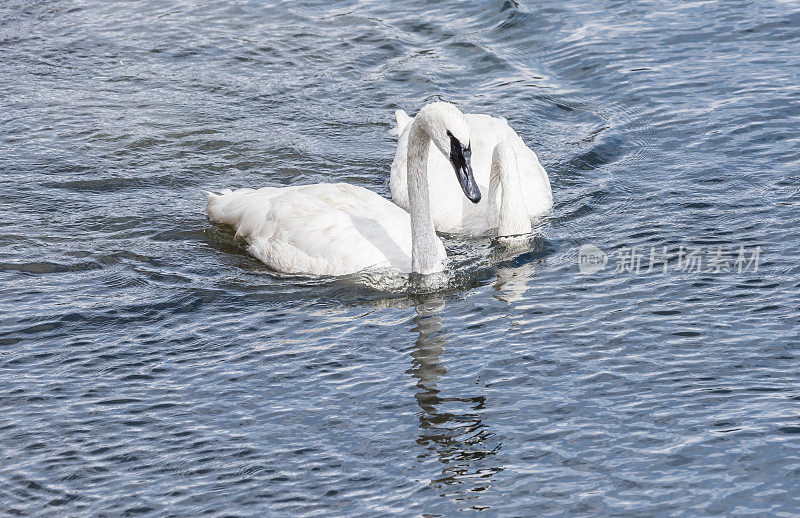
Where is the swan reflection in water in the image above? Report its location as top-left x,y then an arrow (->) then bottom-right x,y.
407,296 -> 502,510
491,233 -> 549,303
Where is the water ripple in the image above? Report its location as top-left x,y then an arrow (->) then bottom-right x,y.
1,0 -> 799,515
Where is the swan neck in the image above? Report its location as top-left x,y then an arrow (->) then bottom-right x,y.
491,147 -> 532,237
407,123 -> 443,274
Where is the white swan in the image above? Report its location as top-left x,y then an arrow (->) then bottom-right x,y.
205,102 -> 480,277
390,107 -> 552,235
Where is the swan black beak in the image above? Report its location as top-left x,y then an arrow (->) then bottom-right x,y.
448,132 -> 481,204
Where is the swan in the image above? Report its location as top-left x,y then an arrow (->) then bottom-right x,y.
205,101 -> 480,277
389,107 -> 552,235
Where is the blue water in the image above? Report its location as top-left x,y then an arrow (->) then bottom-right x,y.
1,0 -> 799,515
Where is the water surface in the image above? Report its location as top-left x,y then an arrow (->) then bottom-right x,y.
1,0 -> 799,515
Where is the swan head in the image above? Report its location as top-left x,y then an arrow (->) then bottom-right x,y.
415,102 -> 481,204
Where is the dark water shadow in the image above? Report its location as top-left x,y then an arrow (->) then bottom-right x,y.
407,296 -> 503,510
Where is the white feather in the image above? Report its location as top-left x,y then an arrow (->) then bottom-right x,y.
388,109 -> 413,137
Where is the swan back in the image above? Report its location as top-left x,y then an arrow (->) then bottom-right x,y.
206,184 -> 440,276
